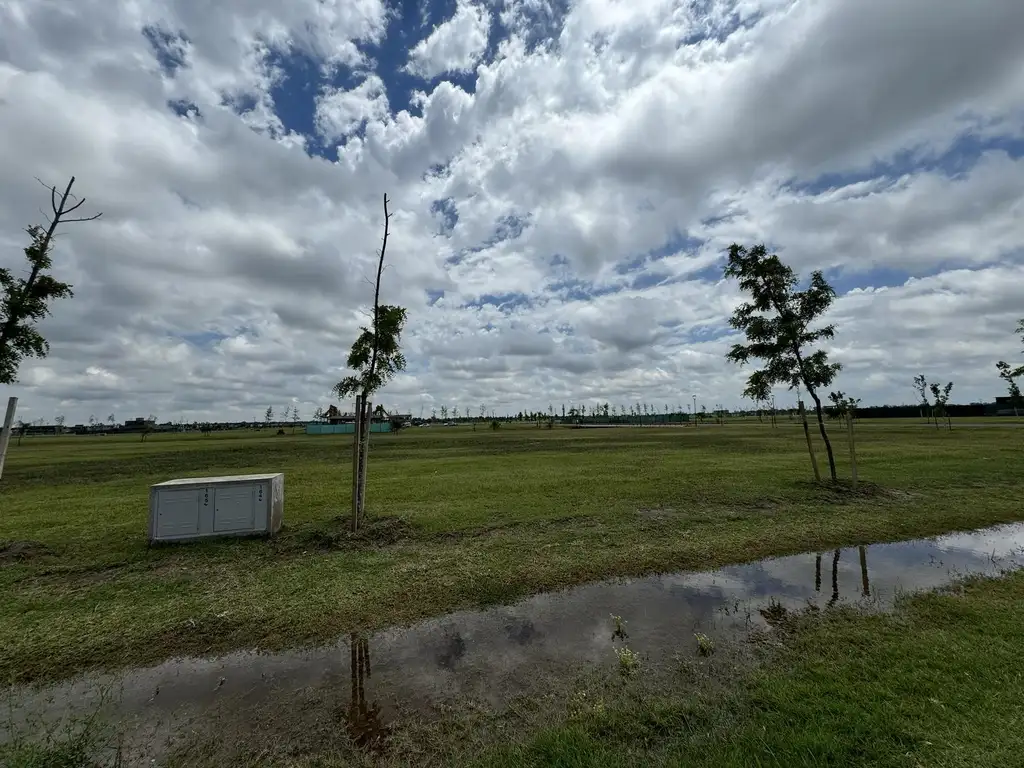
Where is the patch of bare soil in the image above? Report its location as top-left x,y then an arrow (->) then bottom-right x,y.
294,516 -> 415,551
0,539 -> 55,564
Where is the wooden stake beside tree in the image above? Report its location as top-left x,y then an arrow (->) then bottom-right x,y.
334,194 -> 407,532
724,244 -> 842,482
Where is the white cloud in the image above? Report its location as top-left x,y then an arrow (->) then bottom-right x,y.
0,0 -> 1023,424
406,1 -> 491,79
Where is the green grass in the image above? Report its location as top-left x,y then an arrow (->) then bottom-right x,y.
476,571 -> 1024,768
1,420 -> 1022,683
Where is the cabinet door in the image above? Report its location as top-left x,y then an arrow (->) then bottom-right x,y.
157,489 -> 201,538
213,485 -> 256,533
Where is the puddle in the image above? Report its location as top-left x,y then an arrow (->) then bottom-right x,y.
7,522 -> 1024,763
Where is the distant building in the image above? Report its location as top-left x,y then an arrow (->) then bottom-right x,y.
122,417 -> 156,432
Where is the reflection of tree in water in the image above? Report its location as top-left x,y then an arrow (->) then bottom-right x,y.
859,545 -> 870,597
345,633 -> 387,750
829,549 -> 841,607
814,547 -> 871,604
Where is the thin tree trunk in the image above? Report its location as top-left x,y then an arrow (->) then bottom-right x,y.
814,553 -> 822,592
847,414 -> 858,490
357,399 -> 372,526
0,396 -> 18,482
859,546 -> 870,597
807,387 -> 838,482
799,401 -> 821,482
351,395 -> 362,532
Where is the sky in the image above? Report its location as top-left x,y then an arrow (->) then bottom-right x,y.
1,0 -> 1023,425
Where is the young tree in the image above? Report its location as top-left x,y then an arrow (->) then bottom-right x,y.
333,194 -> 407,532
725,243 -> 842,482
913,374 -> 930,423
829,391 -> 862,489
1,177 -> 102,386
996,361 -> 1023,416
265,405 -> 273,427
291,405 -> 300,432
313,406 -> 325,423
107,413 -> 115,429
439,405 -> 448,421
929,382 -> 954,431
54,414 -> 65,435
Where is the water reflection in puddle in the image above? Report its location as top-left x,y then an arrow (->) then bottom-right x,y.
8,522 -> 1024,761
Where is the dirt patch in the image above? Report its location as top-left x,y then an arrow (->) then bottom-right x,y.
294,516 -> 415,551
0,539 -> 55,563
795,480 -> 908,504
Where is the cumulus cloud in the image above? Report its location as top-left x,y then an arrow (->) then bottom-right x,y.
0,0 -> 1023,424
405,1 -> 491,79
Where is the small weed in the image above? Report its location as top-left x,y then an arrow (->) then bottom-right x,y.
695,633 -> 715,657
614,646 -> 642,677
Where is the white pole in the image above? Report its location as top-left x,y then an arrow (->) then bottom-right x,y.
0,396 -> 19,482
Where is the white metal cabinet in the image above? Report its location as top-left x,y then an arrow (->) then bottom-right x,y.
149,473 -> 283,543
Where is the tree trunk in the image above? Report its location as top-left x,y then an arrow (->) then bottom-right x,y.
0,396 -> 18,481
799,400 -> 821,482
807,388 -> 838,482
814,553 -> 822,593
351,395 -> 363,532
357,399 -> 372,526
847,414 -> 858,491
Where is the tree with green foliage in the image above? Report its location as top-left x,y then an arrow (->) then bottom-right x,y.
264,406 -> 273,427
929,381 -> 954,431
725,243 -> 842,481
333,194 -> 407,531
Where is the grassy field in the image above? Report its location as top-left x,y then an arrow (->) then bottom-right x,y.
1,419 -> 1022,684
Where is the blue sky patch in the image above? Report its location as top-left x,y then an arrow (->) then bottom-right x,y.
143,25 -> 189,76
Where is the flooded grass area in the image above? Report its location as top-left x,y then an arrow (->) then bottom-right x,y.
5,522 -> 1024,766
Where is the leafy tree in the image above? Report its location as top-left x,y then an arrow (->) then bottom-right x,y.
291,405 -> 301,432
929,382 -> 954,431
313,406 -> 325,423
913,374 -> 930,423
725,243 -> 842,481
54,414 -> 65,435
996,361 -> 1023,416
440,405 -> 448,421
1,177 -> 101,385
452,406 -> 460,420
332,194 -> 407,531
431,408 -> 437,421
107,413 -> 115,428
265,406 -> 273,426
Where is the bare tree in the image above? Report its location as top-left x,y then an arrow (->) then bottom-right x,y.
913,374 -> 930,423
333,194 -> 407,532
54,414 -> 65,435
264,406 -> 273,428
